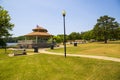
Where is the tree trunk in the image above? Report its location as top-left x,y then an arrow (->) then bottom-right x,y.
105,39 -> 107,43
104,35 -> 107,43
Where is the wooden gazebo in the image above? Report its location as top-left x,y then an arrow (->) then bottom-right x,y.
18,25 -> 52,48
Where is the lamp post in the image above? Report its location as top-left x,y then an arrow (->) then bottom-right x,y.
62,10 -> 66,58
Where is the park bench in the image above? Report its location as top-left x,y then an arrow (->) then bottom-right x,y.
13,49 -> 27,56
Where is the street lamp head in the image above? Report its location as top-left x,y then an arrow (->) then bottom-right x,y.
62,10 -> 66,16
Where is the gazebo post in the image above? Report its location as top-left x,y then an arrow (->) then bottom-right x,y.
25,37 -> 27,43
36,36 -> 38,44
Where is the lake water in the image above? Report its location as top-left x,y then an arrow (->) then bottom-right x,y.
7,43 -> 18,46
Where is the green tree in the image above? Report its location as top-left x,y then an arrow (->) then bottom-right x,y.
68,32 -> 81,40
118,27 -> 120,39
6,37 -> 17,43
52,34 -> 64,43
53,36 -> 61,43
81,30 -> 95,40
93,15 -> 120,43
0,38 -> 6,47
0,6 -> 14,47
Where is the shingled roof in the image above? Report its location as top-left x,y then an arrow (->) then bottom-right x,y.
25,25 -> 52,37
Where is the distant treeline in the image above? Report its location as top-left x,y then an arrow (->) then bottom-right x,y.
5,28 -> 120,44
3,15 -> 120,44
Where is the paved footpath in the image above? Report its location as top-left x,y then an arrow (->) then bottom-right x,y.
40,49 -> 120,62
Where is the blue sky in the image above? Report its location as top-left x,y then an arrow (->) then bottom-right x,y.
0,0 -> 120,37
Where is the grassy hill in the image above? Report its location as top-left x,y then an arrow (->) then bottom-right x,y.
48,41 -> 120,58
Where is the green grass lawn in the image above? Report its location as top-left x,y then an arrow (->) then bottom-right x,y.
0,49 -> 120,80
0,49 -> 12,59
48,41 -> 120,58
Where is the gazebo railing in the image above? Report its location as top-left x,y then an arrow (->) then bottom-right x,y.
18,40 -> 48,44
18,40 -> 51,48
18,40 -> 34,44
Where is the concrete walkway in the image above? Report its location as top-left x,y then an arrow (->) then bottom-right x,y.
39,49 -> 120,62
8,48 -> 120,62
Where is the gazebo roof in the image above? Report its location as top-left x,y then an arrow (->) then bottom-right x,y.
25,32 -> 52,37
25,25 -> 52,37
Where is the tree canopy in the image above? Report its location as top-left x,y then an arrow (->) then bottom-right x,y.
0,6 -> 14,38
68,32 -> 81,40
0,6 -> 14,46
93,15 -> 120,43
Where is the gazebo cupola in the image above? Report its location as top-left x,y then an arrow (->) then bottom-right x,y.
32,25 -> 48,32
